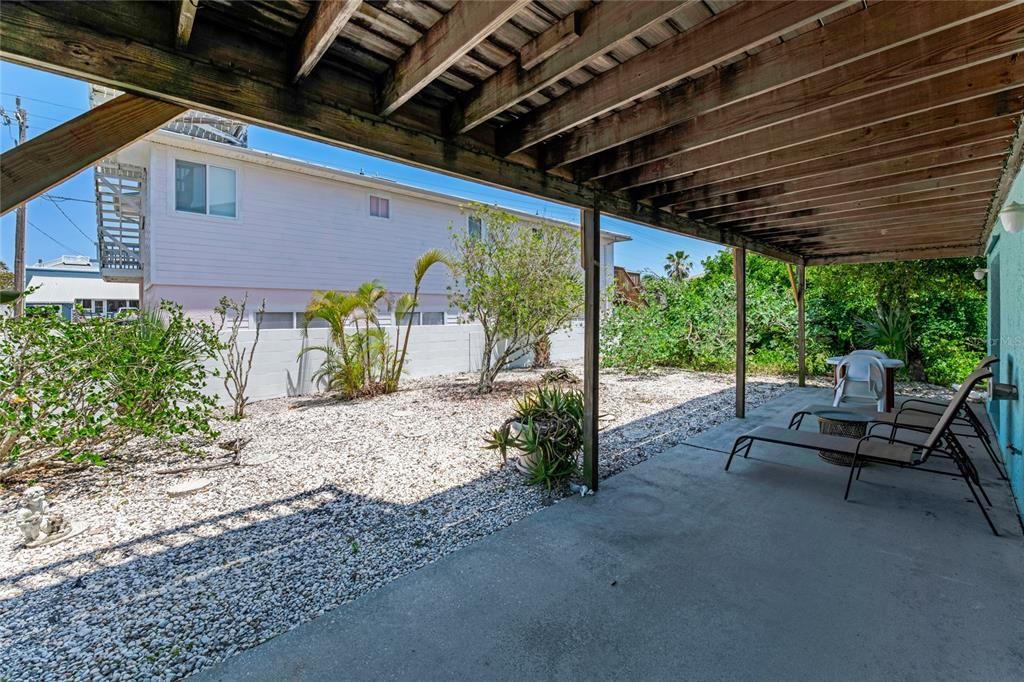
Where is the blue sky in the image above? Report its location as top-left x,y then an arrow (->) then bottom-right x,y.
0,61 -> 721,275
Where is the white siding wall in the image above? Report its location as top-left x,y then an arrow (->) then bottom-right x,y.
147,143 -> 462,301
209,322 -> 585,403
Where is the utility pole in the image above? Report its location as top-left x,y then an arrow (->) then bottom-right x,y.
2,98 -> 29,315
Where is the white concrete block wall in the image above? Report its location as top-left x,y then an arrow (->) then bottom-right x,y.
205,322 -> 585,404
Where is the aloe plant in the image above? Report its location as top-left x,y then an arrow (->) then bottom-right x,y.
857,304 -> 912,363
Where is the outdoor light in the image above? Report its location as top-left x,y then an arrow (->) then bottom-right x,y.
974,268 -> 989,281
998,201 -> 1024,234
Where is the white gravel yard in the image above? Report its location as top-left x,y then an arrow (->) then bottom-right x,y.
3,365 -> 943,681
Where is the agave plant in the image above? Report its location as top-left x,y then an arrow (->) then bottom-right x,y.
484,385 -> 584,489
857,304 -> 912,362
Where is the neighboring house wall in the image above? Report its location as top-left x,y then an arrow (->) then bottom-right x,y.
987,169 -> 1024,521
133,135 -> 622,324
25,257 -> 140,320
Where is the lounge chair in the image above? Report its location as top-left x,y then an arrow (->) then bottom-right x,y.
725,368 -> 999,535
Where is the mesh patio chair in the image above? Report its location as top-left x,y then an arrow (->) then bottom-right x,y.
726,368 -> 999,535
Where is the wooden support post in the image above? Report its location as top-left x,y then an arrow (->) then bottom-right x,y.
582,204 -> 601,491
735,247 -> 747,418
0,94 -> 185,216
797,262 -> 806,387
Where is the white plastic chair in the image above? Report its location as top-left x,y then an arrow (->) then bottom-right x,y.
833,354 -> 886,411
848,349 -> 888,360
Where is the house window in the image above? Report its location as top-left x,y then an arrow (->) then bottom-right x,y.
468,216 -> 482,239
304,317 -> 331,329
395,312 -> 420,326
257,312 -> 295,329
370,195 -> 390,218
175,160 -> 236,217
422,312 -> 445,325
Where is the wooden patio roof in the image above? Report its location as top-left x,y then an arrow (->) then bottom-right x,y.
2,0 -> 1024,264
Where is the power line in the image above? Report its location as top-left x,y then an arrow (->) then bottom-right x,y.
43,195 -> 96,245
28,220 -> 78,254
43,194 -> 95,204
0,92 -> 85,113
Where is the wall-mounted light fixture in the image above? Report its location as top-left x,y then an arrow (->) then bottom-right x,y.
974,267 -> 989,281
998,201 -> 1024,234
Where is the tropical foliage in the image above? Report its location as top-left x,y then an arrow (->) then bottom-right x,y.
448,203 -> 583,393
664,250 -> 692,280
302,251 -> 447,398
602,251 -> 986,387
485,385 -> 584,489
0,302 -> 220,481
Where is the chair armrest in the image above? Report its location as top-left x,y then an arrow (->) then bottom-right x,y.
856,433 -> 927,453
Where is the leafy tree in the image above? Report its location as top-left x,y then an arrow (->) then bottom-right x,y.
448,203 -> 583,393
1,302 -> 219,480
0,260 -> 14,290
664,250 -> 692,280
602,251 -> 984,386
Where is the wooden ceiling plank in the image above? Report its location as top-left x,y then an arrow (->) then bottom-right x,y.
723,192 -> 994,229
631,93 -> 1023,201
546,0 -> 1014,169
0,0 -> 798,263
577,4 -> 1024,179
673,155 -> 1007,214
746,210 -> 989,237
694,172 -> 1000,222
505,0 -> 851,153
519,11 -> 580,70
806,245 -> 983,265
0,94 -> 185,215
772,216 -> 985,240
774,222 -> 985,247
293,0 -> 363,83
175,0 -> 198,49
797,230 -> 983,250
458,1 -> 684,133
603,56 -> 1024,191
379,0 -> 531,116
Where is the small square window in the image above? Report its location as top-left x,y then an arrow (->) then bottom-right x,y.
175,160 -> 236,217
421,312 -> 445,325
370,195 -> 390,218
468,216 -> 482,239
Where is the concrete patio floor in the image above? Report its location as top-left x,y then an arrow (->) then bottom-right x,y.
198,388 -> 1024,681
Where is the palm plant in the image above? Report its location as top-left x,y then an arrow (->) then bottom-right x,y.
664,250 -> 692,281
858,304 -> 912,362
301,290 -> 366,397
389,249 -> 448,390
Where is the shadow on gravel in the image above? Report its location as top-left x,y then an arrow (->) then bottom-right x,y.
0,381 -> 792,679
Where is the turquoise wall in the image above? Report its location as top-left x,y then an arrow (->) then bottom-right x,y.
987,170 -> 1024,520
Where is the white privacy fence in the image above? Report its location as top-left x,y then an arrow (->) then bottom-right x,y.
205,322 -> 585,403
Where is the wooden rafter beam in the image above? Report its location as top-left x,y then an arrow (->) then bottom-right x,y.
546,0 -> 1014,169
602,56 -> 1024,191
0,94 -> 184,215
633,94 -> 1023,202
806,244 -> 982,265
0,1 -> 799,263
519,11 -> 580,71
505,0 -> 851,154
657,130 -> 1014,210
723,192 -> 995,230
748,210 -> 989,238
293,0 -> 361,83
175,0 -> 198,49
771,215 -> 986,241
675,155 -> 1007,215
457,1 -> 683,133
697,173 -> 1000,223
379,0 -> 530,117
577,4 -> 1024,180
797,229 -> 983,250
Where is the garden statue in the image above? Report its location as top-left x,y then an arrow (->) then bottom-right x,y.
15,486 -> 69,547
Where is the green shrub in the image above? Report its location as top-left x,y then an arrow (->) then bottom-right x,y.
0,302 -> 220,480
917,336 -> 984,387
485,386 -> 583,489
